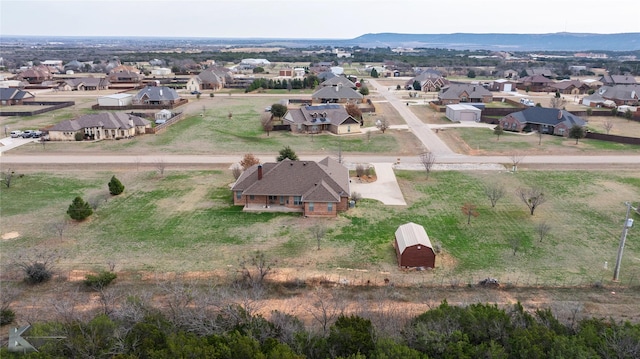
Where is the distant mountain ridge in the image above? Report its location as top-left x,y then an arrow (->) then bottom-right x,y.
348,32 -> 640,51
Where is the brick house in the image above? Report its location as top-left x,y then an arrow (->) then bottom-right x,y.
284,104 -> 361,135
0,88 -> 35,106
438,84 -> 493,104
311,84 -> 363,104
549,80 -> 591,95
518,75 -> 555,92
499,107 -> 586,136
47,112 -> 151,141
232,157 -> 350,217
133,86 -> 182,106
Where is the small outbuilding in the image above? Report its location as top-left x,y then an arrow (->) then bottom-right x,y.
394,222 -> 436,268
97,94 -> 133,107
445,104 -> 481,122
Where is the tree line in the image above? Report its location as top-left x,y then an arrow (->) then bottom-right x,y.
2,295 -> 638,358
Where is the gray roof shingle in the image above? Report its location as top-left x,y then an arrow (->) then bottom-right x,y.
49,113 -> 150,132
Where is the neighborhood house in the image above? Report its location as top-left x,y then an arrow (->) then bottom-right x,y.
232,157 -> 350,217
499,107 -> 587,136
47,112 -> 151,141
284,104 -> 361,135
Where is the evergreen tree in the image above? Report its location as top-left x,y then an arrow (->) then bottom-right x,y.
370,68 -> 379,78
67,196 -> 93,221
568,125 -> 586,144
108,175 -> 124,195
277,146 -> 298,161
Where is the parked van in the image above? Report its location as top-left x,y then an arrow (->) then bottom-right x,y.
10,130 -> 23,138
519,98 -> 535,107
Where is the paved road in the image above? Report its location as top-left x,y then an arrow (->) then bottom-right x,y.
367,78 -> 457,156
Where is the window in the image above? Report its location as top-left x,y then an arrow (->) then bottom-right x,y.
328,203 -> 333,212
249,195 -> 255,200
236,191 -> 242,200
309,202 -> 314,212
293,196 -> 302,205
347,125 -> 351,133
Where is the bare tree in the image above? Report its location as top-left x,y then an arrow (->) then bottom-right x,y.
419,151 -> 436,179
238,251 -> 275,288
1,168 -> 16,188
260,112 -> 273,136
305,288 -> 345,336
516,187 -> 547,215
155,158 -> 166,177
549,96 -> 566,109
484,183 -> 505,208
88,195 -> 106,211
535,221 -> 552,242
51,219 -> 69,240
366,130 -> 372,143
310,223 -> 327,250
355,164 -> 366,178
231,164 -> 242,180
603,120 -> 614,134
509,237 -> 522,255
351,192 -> 362,206
0,283 -> 22,325
376,118 -> 390,133
345,103 -> 362,123
461,203 -> 479,224
510,152 -> 525,172
240,153 -> 260,170
16,251 -> 59,284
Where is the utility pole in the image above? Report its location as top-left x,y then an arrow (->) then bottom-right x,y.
612,202 -> 635,281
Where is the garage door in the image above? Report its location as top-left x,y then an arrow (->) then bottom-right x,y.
460,112 -> 476,121
503,84 -> 512,92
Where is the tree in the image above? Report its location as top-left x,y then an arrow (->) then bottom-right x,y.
624,108 -> 633,120
231,164 -> 243,180
516,187 -> 547,215
239,251 -> 274,287
419,151 -> 436,179
412,80 -> 421,91
277,146 -> 298,161
568,125 -> 586,144
483,183 -> 505,208
493,124 -> 504,141
603,119 -> 614,134
535,221 -> 551,242
270,103 -> 288,119
376,118 -> 390,133
239,153 -> 261,170
260,112 -> 273,136
328,315 -> 375,358
510,152 -> 525,172
550,96 -> 565,109
586,108 -> 593,117
1,168 -> 16,188
75,131 -> 84,141
155,158 -> 167,177
310,224 -> 327,250
370,68 -> 379,78
351,192 -> 362,206
345,103 -> 362,123
359,86 -> 370,96
509,237 -> 522,255
461,203 -> 479,225
17,252 -> 57,284
51,218 -> 69,240
253,66 -> 264,74
108,175 -> 124,195
467,69 -> 476,78
67,196 -> 93,220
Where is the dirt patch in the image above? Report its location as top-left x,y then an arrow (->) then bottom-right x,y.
2,231 -> 19,240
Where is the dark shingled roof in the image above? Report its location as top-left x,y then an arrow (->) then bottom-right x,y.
320,76 -> 356,88
134,86 -> 180,102
312,85 -> 363,100
0,88 -> 34,101
284,104 -> 360,127
508,107 -> 586,127
439,83 -> 492,100
232,157 -> 349,203
49,112 -> 150,132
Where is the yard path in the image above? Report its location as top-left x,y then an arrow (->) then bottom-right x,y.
350,163 -> 407,205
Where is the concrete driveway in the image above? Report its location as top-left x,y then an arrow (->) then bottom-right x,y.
350,162 -> 407,206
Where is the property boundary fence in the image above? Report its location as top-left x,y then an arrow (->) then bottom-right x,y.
0,101 -> 75,116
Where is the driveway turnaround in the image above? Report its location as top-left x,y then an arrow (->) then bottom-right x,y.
350,162 -> 407,206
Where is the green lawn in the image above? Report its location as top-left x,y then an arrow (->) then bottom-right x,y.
1,169 -> 638,284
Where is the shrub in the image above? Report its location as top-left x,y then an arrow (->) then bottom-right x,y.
67,196 -> 93,221
0,309 -> 15,325
23,262 -> 53,284
108,175 -> 125,195
74,132 -> 84,141
84,271 -> 117,290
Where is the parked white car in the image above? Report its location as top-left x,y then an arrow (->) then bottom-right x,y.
10,130 -> 23,138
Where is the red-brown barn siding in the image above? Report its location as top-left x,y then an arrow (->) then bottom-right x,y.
394,240 -> 436,268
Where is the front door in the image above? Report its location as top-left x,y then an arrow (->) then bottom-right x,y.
280,196 -> 285,205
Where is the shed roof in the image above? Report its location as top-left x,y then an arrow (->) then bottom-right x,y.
395,222 -> 432,254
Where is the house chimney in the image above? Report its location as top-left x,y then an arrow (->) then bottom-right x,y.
557,110 -> 562,120
257,164 -> 263,180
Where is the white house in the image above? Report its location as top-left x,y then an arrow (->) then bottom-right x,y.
151,68 -> 172,77
445,104 -> 482,122
97,93 -> 133,107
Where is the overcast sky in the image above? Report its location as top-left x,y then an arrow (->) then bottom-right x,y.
1,0 -> 637,39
